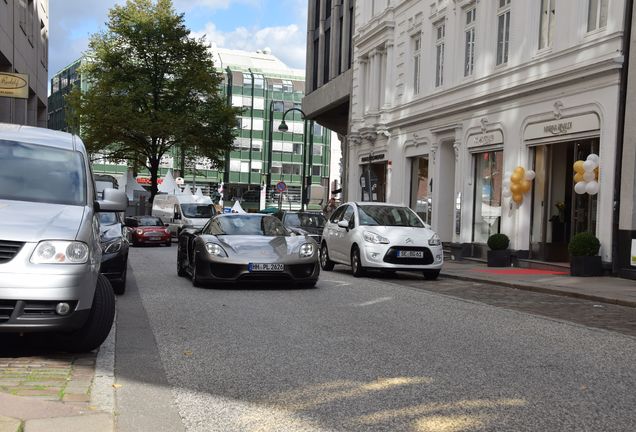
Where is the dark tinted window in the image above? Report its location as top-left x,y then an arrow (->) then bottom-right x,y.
0,140 -> 87,206
208,215 -> 289,236
181,204 -> 214,218
137,217 -> 163,226
358,206 -> 425,227
284,212 -> 326,228
99,213 -> 118,225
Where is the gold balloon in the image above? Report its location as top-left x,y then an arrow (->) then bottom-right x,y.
510,172 -> 523,183
574,173 -> 584,183
520,180 -> 532,193
514,166 -> 526,176
573,160 -> 585,174
510,183 -> 522,194
512,193 -> 524,204
595,167 -> 599,180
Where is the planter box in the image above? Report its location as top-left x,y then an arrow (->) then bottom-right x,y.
570,255 -> 603,277
487,250 -> 511,267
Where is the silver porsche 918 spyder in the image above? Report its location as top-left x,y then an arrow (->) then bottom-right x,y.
177,213 -> 320,288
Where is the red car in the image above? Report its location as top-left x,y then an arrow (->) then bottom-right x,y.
125,216 -> 172,246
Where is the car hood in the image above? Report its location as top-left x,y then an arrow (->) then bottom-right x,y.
184,217 -> 209,227
215,235 -> 307,259
359,225 -> 437,244
100,223 -> 122,242
0,199 -> 84,242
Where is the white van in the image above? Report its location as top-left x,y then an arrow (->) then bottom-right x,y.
152,194 -> 216,236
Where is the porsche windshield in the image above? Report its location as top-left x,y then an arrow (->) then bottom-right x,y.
0,140 -> 86,206
181,204 -> 213,218
208,215 -> 289,236
358,205 -> 425,227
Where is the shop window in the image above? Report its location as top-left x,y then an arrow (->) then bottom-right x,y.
473,151 -> 503,243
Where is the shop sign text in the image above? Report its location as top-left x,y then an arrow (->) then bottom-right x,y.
544,121 -> 573,135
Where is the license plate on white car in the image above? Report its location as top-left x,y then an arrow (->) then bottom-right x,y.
249,263 -> 284,272
397,250 -> 424,258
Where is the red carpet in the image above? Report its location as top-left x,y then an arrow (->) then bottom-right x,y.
473,268 -> 569,276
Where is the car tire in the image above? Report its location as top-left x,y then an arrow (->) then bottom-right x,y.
423,269 -> 440,280
62,274 -> 115,353
320,243 -> 335,271
191,253 -> 202,287
165,239 -> 171,247
112,264 -> 127,295
351,246 -> 366,278
177,247 -> 188,277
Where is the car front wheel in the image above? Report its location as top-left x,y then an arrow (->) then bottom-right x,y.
191,253 -> 202,287
351,247 -> 365,278
61,274 -> 115,353
320,243 -> 335,271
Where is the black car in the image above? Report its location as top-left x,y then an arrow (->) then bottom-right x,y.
276,211 -> 327,245
98,212 -> 130,295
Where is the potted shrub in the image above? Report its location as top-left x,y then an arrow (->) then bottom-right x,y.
568,232 -> 603,277
487,233 -> 511,267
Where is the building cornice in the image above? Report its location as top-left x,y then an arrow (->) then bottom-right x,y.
386,56 -> 622,130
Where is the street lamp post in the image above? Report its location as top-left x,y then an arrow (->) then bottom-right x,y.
278,107 -> 311,210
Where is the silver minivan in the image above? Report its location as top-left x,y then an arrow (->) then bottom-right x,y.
0,124 -> 127,352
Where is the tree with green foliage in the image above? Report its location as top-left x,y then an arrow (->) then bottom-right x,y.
68,0 -> 237,201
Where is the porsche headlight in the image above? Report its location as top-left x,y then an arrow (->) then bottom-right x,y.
205,243 -> 227,257
428,233 -> 442,246
103,239 -> 123,254
363,231 -> 390,244
299,243 -> 315,258
31,241 -> 89,264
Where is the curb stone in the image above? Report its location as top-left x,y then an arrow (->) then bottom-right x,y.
0,415 -> 21,432
441,272 -> 636,308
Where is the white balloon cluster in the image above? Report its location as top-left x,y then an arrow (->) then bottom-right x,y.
573,154 -> 600,196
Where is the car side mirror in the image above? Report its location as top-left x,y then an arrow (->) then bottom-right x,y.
337,220 -> 349,230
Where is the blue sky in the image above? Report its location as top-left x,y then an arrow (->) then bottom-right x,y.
49,0 -> 308,81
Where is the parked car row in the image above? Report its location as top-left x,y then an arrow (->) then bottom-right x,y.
175,202 -> 444,289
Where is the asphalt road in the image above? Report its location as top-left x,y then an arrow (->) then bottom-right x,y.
115,245 -> 636,432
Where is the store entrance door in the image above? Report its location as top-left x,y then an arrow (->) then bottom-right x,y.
530,138 -> 599,261
360,162 -> 387,202
410,156 -> 431,224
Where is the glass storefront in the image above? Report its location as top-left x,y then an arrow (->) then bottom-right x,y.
530,138 -> 599,261
472,150 -> 503,243
360,162 -> 387,202
410,157 -> 431,224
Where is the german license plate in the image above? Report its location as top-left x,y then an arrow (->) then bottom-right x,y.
249,263 -> 284,272
397,250 -> 423,258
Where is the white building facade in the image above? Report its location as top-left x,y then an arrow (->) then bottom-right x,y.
348,0 -> 626,264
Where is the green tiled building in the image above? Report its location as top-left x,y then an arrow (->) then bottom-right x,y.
48,48 -> 332,211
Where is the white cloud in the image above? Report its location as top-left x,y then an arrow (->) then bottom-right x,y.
193,23 -> 306,70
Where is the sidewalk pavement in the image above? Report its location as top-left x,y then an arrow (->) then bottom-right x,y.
441,260 -> 636,308
0,323 -> 116,432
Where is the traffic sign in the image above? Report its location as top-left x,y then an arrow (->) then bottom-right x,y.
276,181 -> 287,192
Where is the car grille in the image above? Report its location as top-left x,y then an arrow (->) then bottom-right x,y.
238,273 -> 292,282
383,246 -> 434,265
0,300 -> 17,323
289,263 -> 316,278
0,240 -> 24,264
210,263 -> 244,279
